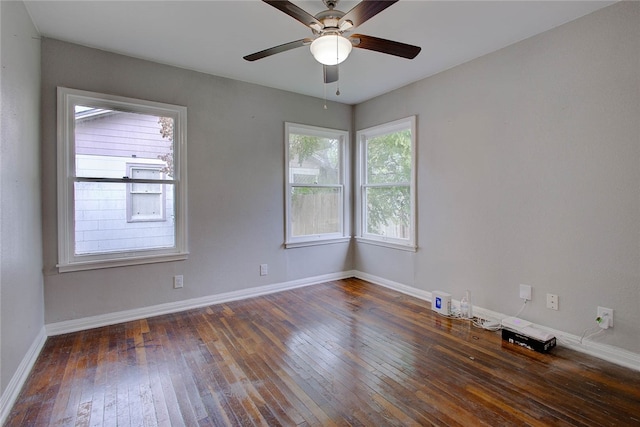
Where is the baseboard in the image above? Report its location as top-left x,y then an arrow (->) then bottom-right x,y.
354,271 -> 432,301
46,270 -> 357,336
0,326 -> 47,426
353,271 -> 640,372
542,329 -> 640,371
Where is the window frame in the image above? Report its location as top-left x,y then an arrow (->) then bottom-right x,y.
284,122 -> 350,248
356,116 -> 417,251
57,87 -> 188,272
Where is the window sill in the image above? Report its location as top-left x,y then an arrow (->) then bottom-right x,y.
355,237 -> 417,252
285,237 -> 351,249
57,252 -> 189,273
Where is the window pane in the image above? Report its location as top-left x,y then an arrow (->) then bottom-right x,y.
291,187 -> 341,236
289,134 -> 340,185
74,181 -> 175,255
75,107 -> 174,179
366,129 -> 412,184
365,186 -> 411,239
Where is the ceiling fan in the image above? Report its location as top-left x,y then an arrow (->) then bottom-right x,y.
243,0 -> 421,85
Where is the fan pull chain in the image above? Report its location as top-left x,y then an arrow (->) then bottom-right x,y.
323,82 -> 328,110
335,36 -> 340,96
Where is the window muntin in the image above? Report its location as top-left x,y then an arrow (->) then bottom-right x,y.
285,123 -> 349,247
357,116 -> 416,250
57,87 -> 187,271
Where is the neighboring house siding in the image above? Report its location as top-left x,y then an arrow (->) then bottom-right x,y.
76,111 -> 169,159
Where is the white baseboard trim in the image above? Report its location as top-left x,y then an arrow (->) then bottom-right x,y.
0,326 -> 47,426
46,270 -> 357,336
355,271 -> 432,302
543,329 -> 640,371
353,271 -> 640,372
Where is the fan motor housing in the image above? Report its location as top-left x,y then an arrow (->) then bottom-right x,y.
314,9 -> 345,32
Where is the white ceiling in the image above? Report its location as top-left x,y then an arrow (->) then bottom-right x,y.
24,0 -> 615,105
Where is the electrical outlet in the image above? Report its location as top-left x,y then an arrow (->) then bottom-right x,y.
519,284 -> 532,301
260,264 -> 268,276
173,275 -> 184,289
546,293 -> 558,310
597,306 -> 613,328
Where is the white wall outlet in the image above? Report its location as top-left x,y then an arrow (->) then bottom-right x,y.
173,275 -> 184,289
519,284 -> 532,301
260,264 -> 268,276
546,293 -> 558,310
597,306 -> 613,329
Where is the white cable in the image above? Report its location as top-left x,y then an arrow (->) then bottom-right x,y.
513,299 -> 528,318
473,299 -> 529,332
435,298 -> 527,332
580,328 -> 604,344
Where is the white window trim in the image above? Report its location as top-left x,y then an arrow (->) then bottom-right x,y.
284,122 -> 350,248
57,87 -> 188,272
356,116 -> 417,252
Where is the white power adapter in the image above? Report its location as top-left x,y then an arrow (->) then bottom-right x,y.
597,313 -> 610,329
431,291 -> 452,315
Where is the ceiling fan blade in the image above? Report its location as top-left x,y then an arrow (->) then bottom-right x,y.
263,0 -> 322,29
350,34 -> 421,59
244,38 -> 313,62
339,0 -> 399,29
323,65 -> 339,84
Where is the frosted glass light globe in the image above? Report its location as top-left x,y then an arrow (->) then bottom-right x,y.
310,35 -> 352,66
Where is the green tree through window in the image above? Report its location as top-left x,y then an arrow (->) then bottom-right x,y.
365,129 -> 412,235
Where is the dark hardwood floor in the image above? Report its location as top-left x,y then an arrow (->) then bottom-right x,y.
6,278 -> 640,426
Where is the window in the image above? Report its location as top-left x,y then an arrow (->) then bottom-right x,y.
285,123 -> 349,247
127,165 -> 166,222
57,87 -> 187,271
356,116 -> 416,250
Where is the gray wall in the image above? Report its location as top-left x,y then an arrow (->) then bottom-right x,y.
354,1 -> 640,354
40,39 -> 353,324
0,0 -> 45,393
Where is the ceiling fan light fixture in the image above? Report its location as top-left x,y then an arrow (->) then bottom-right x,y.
310,34 -> 352,65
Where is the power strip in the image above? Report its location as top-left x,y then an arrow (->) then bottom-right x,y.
502,317 -> 532,330
502,317 -> 555,341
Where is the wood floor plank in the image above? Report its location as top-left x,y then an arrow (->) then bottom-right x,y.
211,310 -> 299,425
6,278 -> 640,426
